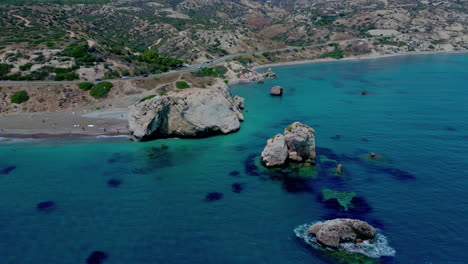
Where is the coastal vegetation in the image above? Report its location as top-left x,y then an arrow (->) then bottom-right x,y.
77,82 -> 94,91
139,94 -> 156,102
176,81 -> 190,89
89,81 -> 112,98
192,66 -> 228,78
10,90 -> 29,104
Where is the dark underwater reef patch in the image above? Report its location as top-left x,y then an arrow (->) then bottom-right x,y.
330,135 -> 342,141
316,147 -> 415,181
280,177 -> 314,193
229,170 -> 241,177
244,153 -> 261,176
86,251 -> 108,264
107,178 -> 123,187
366,166 -> 416,180
36,201 -> 56,212
232,183 -> 246,193
205,192 -> 223,201
0,165 -> 16,174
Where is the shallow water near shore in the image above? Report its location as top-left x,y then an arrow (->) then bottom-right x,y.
1,54 -> 467,263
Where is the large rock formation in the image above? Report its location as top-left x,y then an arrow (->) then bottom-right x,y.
261,122 -> 315,167
128,85 -> 244,141
307,219 -> 377,248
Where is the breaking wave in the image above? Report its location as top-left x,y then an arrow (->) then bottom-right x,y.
293,223 -> 396,258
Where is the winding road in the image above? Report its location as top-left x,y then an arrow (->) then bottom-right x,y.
0,38 -> 373,86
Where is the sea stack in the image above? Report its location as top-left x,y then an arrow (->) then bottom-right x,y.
261,122 -> 315,167
128,85 -> 244,141
307,218 -> 376,248
270,86 -> 283,96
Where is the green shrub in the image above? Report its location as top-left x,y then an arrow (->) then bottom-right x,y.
78,82 -> 94,91
10,90 -> 29,104
19,63 -> 33,71
0,63 -> 13,76
176,81 -> 190,89
139,94 -> 157,102
90,81 -> 113,98
54,73 -> 79,81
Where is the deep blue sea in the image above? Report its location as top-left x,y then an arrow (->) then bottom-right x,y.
1,54 -> 467,264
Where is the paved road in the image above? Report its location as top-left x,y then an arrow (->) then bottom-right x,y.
0,38 -> 373,86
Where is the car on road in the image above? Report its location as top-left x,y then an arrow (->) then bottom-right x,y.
143,74 -> 149,77
123,76 -> 129,80
205,61 -> 211,64
95,78 -> 102,81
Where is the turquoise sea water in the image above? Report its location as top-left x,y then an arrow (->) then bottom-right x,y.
1,54 -> 467,264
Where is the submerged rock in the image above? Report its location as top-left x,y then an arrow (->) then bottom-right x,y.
321,189 -> 356,211
270,86 -> 283,96
307,218 -> 376,248
261,122 -> 316,167
129,84 -> 244,141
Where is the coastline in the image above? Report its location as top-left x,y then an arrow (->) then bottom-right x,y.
2,50 -> 466,141
251,50 -> 468,71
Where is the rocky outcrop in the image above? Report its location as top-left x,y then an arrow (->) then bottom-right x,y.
261,122 -> 316,167
233,95 -> 245,110
261,134 -> 288,167
270,86 -> 283,96
263,68 -> 277,78
128,85 -> 244,141
307,219 -> 376,248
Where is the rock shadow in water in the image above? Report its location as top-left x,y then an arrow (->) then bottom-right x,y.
0,166 -> 16,174
205,192 -> 223,202
144,145 -> 174,168
86,251 -> 108,264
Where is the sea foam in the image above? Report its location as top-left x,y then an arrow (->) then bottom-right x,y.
293,223 -> 396,258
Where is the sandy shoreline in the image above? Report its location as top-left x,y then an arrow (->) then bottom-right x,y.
251,50 -> 468,71
0,108 -> 129,139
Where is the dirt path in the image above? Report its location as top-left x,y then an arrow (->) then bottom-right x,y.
67,30 -> 76,38
12,14 -> 32,27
